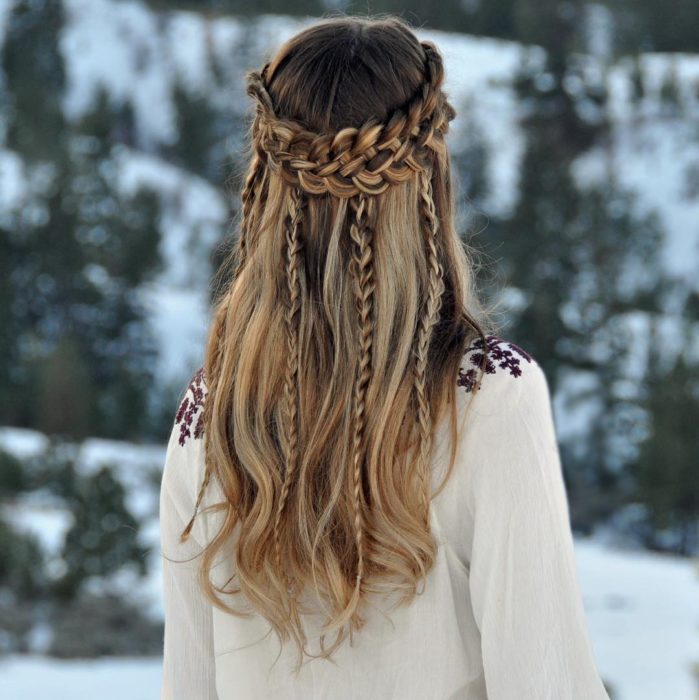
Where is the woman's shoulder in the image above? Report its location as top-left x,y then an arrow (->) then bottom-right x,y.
457,333 -> 550,414
170,334 -> 548,445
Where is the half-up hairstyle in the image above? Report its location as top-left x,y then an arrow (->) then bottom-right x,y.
178,14 -> 494,673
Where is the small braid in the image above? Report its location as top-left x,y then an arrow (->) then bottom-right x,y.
179,301 -> 227,543
273,185 -> 305,592
180,147 -> 263,543
413,167 -> 446,529
347,192 -> 375,615
235,148 -> 265,277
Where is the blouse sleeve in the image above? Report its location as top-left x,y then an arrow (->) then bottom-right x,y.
464,357 -> 609,700
159,371 -> 218,700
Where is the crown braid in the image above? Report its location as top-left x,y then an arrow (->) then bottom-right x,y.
245,42 -> 454,199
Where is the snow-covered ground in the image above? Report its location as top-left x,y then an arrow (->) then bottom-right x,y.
575,538 -> 699,699
0,535 -> 697,699
0,654 -> 163,700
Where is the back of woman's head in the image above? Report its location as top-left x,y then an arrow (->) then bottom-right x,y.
181,14 -> 492,671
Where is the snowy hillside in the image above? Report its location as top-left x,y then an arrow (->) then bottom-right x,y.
2,0 -> 698,392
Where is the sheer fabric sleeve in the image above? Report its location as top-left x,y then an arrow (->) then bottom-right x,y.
159,371 -> 218,700
464,358 -> 609,700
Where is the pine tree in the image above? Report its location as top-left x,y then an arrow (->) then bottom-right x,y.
54,465 -> 148,600
0,75 -> 162,438
659,62 -> 682,118
629,55 -> 645,106
638,351 -> 699,555
2,0 -> 67,162
490,1 -> 667,526
168,81 -> 224,184
633,320 -> 699,556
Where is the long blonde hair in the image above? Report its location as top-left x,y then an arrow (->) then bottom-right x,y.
178,14 -> 494,671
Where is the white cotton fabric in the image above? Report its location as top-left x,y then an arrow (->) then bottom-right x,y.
159,337 -> 610,700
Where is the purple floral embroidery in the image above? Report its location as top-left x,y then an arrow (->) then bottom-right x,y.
457,334 -> 533,393
175,367 -> 206,446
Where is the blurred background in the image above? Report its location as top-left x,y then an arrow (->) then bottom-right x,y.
0,0 -> 698,698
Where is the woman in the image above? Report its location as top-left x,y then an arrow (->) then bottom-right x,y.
159,14 -> 610,700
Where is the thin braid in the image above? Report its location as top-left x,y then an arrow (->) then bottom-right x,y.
347,192 -> 375,623
413,167 -> 446,529
179,114 -> 282,545
180,151 -> 265,543
273,185 -> 305,591
235,150 -> 265,277
179,301 -> 227,543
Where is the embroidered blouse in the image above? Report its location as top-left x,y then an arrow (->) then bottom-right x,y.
159,334 -> 610,700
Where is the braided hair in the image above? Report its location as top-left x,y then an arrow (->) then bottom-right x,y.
179,18 -> 491,669
244,40 -> 446,626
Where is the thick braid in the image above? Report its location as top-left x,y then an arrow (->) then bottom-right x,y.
347,192 -> 375,617
413,167 -> 446,529
244,41 -> 454,199
273,185 -> 305,590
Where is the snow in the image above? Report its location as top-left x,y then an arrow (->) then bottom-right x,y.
76,436 -> 164,515
0,148 -> 27,213
139,283 -> 210,383
60,0 -> 178,147
2,500 -> 73,555
164,12 -> 212,96
0,1 -> 14,55
575,537 -> 699,700
115,148 -> 227,287
0,655 -> 163,700
574,53 -> 699,291
552,368 -> 603,453
419,29 -> 526,218
0,426 -> 49,459
0,427 -> 165,564
114,147 -> 226,384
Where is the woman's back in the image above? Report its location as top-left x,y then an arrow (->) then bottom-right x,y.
160,334 -> 610,699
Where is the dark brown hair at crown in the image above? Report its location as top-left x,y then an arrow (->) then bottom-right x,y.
265,18 -> 426,132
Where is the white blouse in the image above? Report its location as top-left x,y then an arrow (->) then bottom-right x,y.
159,334 -> 610,699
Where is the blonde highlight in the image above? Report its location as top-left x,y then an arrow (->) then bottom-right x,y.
177,15 -> 496,674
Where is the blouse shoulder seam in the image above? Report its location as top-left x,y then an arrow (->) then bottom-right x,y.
457,333 -> 537,395
174,366 -> 207,447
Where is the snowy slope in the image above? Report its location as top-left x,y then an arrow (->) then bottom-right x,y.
2,0 -> 698,390
574,53 -> 699,289
576,537 -> 699,700
0,426 -> 166,618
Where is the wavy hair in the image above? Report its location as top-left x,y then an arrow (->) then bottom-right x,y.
178,14 -> 495,672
